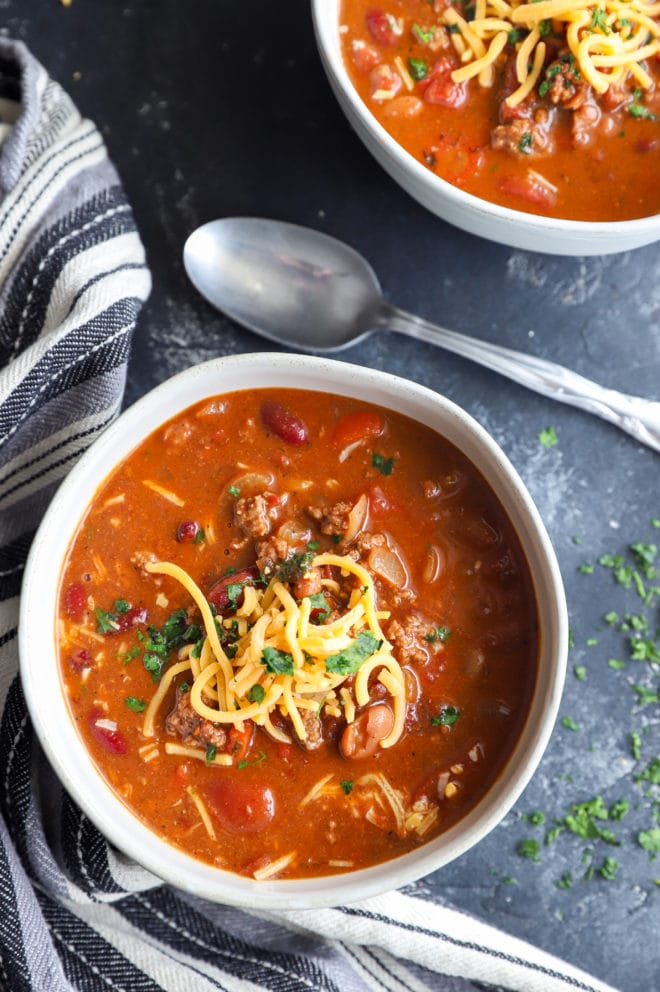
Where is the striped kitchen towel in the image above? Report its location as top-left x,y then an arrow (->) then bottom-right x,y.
0,38 -> 618,992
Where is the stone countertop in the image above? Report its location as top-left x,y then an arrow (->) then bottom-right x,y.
7,2 -> 659,989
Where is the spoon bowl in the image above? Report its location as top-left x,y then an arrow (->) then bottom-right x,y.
183,217 -> 660,453
184,218 -> 381,352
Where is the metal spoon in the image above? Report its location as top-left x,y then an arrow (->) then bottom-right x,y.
183,217 -> 660,453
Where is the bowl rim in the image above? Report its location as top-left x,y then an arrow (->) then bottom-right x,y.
311,0 -> 660,237
19,352 -> 568,909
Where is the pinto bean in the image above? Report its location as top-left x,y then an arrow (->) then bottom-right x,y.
340,703 -> 394,760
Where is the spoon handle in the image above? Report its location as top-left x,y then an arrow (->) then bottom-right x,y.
382,305 -> 660,454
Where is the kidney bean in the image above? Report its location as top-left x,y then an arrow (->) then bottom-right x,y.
64,582 -> 87,622
260,401 -> 310,446
67,648 -> 91,672
115,607 -> 148,632
340,703 -> 394,760
89,708 -> 128,755
207,566 -> 261,615
176,520 -> 201,543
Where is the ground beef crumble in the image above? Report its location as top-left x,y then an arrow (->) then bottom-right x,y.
386,614 -> 437,667
306,500 -> 352,536
234,493 -> 279,538
166,687 -> 227,749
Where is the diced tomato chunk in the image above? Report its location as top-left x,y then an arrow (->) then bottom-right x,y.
89,708 -> 128,755
369,63 -> 402,101
204,779 -> 275,833
423,64 -> 465,108
368,482 -> 391,515
115,606 -> 148,632
175,762 -> 189,782
366,9 -> 401,46
332,410 -> 384,447
276,742 -> 293,763
64,582 -> 87,622
227,723 -> 254,764
207,566 -> 261,615
67,648 -> 91,672
497,172 -> 558,209
351,41 -> 381,75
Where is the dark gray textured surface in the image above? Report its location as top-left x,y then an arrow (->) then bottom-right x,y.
6,2 -> 658,990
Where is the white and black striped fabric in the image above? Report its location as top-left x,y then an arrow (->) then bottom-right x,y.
0,39 -> 619,992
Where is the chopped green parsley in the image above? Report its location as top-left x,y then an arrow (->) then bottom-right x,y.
538,426 -> 558,448
372,452 -> 396,476
125,696 -> 146,712
432,705 -> 461,727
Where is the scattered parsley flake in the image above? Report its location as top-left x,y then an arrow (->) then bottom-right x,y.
237,748 -> 267,770
574,665 -> 587,681
599,857 -> 619,880
636,758 -> 660,786
638,829 -> 660,858
340,779 -> 354,795
228,484 -> 240,497
555,872 -> 573,890
95,606 -> 120,633
539,426 -> 558,448
308,592 -> 331,623
579,563 -> 594,574
407,56 -> 428,80
248,684 -> 265,705
372,452 -> 395,476
633,685 -> 659,706
261,646 -> 294,676
631,731 -> 642,761
529,811 -> 546,826
125,696 -> 146,712
562,716 -> 579,732
518,838 -> 541,862
608,658 -> 625,670
432,705 -> 461,727
425,625 -> 450,643
412,22 -> 435,43
609,800 -> 630,821
326,631 -> 381,675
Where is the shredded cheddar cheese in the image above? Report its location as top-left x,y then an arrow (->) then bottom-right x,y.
439,0 -> 659,98
143,554 -> 406,751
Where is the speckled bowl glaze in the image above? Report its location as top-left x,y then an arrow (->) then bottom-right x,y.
20,354 -> 568,909
312,0 -> 660,256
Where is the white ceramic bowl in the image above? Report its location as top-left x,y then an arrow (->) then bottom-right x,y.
20,353 -> 568,909
312,0 -> 660,256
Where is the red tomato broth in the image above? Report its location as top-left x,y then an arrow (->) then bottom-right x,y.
57,389 -> 538,879
339,0 -> 660,221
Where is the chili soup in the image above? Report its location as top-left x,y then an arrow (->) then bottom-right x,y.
339,0 -> 660,221
57,386 -> 539,881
